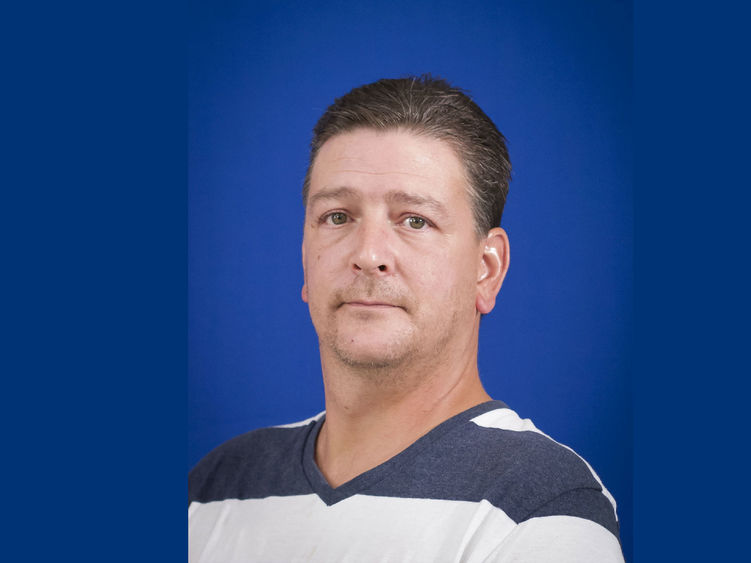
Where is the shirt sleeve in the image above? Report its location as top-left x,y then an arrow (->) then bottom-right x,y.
482,515 -> 624,562
481,486 -> 624,563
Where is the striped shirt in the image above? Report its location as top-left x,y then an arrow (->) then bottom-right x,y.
189,400 -> 623,562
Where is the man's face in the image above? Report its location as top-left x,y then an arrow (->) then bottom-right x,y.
302,128 -> 487,371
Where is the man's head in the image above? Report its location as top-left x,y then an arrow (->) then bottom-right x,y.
300,77 -> 511,375
302,75 -> 511,237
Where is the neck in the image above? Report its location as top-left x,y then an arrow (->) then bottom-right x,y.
314,340 -> 491,488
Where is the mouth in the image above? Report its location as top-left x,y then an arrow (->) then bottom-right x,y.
341,300 -> 403,310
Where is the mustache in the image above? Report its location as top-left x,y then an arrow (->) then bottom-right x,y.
334,280 -> 409,310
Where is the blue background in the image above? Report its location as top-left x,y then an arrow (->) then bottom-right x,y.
189,0 -> 633,559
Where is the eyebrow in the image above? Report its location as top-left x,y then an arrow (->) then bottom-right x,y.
308,186 -> 448,217
383,190 -> 448,216
307,186 -> 360,207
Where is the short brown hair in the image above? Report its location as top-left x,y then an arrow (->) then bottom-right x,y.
303,75 -> 511,234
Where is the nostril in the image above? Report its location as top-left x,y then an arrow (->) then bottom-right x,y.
378,265 -> 386,272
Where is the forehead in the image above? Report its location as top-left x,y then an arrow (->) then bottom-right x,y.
308,129 -> 470,206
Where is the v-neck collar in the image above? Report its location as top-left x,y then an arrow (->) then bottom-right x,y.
301,400 -> 508,506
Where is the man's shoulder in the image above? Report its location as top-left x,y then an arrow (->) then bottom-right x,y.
188,412 -> 324,504
447,404 -> 619,537
195,411 -> 323,464
424,404 -> 601,483
461,406 -> 596,478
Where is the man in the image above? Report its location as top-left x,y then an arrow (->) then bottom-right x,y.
189,75 -> 624,562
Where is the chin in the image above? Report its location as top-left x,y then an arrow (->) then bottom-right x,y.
331,335 -> 414,371
336,355 -> 401,371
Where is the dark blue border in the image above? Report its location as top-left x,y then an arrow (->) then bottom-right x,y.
7,2 -> 187,560
634,1 -> 749,561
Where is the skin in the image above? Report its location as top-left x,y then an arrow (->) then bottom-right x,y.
302,128 -> 510,487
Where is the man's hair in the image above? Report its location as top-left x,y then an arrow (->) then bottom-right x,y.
302,75 -> 511,235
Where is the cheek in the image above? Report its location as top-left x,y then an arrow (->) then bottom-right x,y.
413,248 -> 478,299
305,250 -> 340,293
411,252 -> 461,295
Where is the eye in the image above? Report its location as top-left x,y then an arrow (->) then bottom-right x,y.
326,212 -> 348,225
406,216 -> 427,229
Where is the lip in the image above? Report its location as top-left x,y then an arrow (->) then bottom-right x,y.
342,301 -> 401,309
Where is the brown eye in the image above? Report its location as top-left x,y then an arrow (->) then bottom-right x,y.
407,216 -> 426,229
329,212 -> 347,225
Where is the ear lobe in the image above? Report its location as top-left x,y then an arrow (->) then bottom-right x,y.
476,228 -> 510,314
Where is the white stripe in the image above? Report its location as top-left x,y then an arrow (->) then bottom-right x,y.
273,411 -> 325,428
189,494 -> 517,563
470,408 -> 618,521
481,515 -> 624,562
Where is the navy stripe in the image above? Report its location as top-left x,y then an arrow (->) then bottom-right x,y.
188,422 -> 315,504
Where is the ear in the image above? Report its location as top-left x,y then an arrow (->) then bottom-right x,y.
301,240 -> 309,303
476,227 -> 510,314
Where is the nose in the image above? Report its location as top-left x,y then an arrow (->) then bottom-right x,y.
352,219 -> 394,275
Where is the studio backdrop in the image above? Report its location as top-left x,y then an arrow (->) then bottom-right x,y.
188,1 -> 632,559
